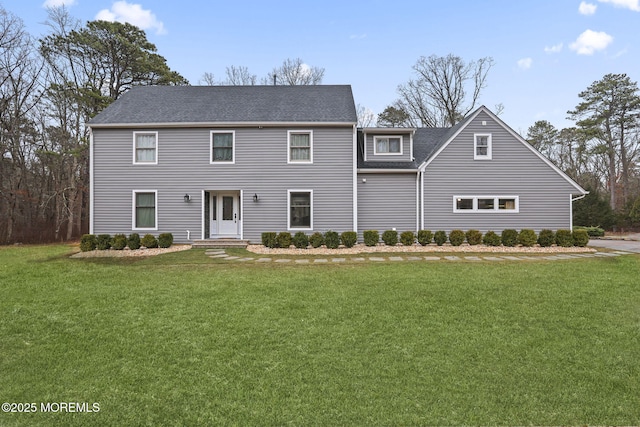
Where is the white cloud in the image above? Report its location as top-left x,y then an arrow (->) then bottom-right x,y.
569,29 -> 613,54
544,43 -> 563,53
517,58 -> 533,69
598,0 -> 640,11
579,1 -> 598,14
349,34 -> 367,40
95,1 -> 166,35
42,0 -> 76,7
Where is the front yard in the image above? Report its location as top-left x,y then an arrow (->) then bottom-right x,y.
1,244 -> 639,426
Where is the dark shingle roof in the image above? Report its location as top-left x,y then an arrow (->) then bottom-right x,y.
89,85 -> 357,126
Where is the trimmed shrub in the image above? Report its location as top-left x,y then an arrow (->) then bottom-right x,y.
482,231 -> 501,247
555,229 -> 573,247
324,231 -> 340,249
80,234 -> 97,252
537,229 -> 555,247
158,233 -> 173,248
141,233 -> 158,249
417,230 -> 433,246
449,229 -> 465,246
466,229 -> 483,246
96,234 -> 112,250
501,229 -> 518,247
341,231 -> 358,248
363,230 -> 379,247
381,230 -> 398,246
276,232 -> 292,248
112,234 -> 127,250
400,231 -> 415,246
292,232 -> 309,249
261,232 -> 277,248
434,230 -> 447,246
572,229 -> 590,247
517,229 -> 537,247
309,232 -> 324,248
127,233 -> 141,250
574,226 -> 605,237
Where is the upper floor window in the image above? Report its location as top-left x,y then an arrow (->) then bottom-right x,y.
133,190 -> 157,230
474,133 -> 492,160
133,132 -> 157,164
288,131 -> 313,163
374,136 -> 402,155
211,131 -> 235,163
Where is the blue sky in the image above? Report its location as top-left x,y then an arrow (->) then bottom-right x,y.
4,0 -> 640,133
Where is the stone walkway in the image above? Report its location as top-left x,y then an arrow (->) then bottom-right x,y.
205,249 -> 632,263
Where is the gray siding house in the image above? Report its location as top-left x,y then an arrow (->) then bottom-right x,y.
89,85 -> 586,244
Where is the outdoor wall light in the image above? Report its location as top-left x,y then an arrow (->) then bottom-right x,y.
253,193 -> 259,202
184,194 -> 191,202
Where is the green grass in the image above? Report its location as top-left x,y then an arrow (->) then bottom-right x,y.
1,244 -> 639,426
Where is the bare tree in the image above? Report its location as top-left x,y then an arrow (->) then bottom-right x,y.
225,65 -> 256,85
396,54 -> 494,127
264,58 -> 324,85
199,71 -> 216,85
356,104 -> 375,128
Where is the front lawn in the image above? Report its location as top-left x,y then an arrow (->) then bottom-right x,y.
1,245 -> 639,426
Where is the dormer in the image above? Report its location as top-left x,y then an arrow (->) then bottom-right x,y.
362,128 -> 416,163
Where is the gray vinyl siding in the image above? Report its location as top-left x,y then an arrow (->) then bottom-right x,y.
357,173 -> 418,236
92,126 -> 354,243
423,111 -> 579,233
364,132 -> 413,163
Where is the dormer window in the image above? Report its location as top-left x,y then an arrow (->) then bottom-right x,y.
474,133 -> 492,160
374,136 -> 402,155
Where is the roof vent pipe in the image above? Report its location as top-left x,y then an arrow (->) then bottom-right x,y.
273,74 -> 277,86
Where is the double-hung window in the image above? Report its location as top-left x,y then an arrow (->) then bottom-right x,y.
474,133 -> 492,160
374,136 -> 402,155
133,191 -> 157,230
288,131 -> 312,163
211,131 -> 235,163
133,132 -> 158,164
288,190 -> 312,229
454,196 -> 518,213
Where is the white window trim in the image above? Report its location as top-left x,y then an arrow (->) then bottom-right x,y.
210,130 -> 235,164
373,135 -> 403,156
132,190 -> 158,231
287,130 -> 313,164
453,196 -> 519,213
133,131 -> 158,165
474,133 -> 492,160
287,189 -> 313,230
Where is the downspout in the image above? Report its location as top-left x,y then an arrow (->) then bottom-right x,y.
353,124 -> 358,233
570,193 -> 587,230
415,171 -> 420,233
420,168 -> 425,230
89,128 -> 94,234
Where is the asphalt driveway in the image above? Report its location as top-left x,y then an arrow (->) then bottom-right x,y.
588,235 -> 640,253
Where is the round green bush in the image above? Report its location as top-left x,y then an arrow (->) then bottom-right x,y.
482,231 -> 501,247
363,230 -> 379,246
466,229 -> 483,246
96,234 -> 112,250
517,229 -> 537,247
141,233 -> 158,249
537,229 -> 555,247
292,231 -> 309,249
572,229 -> 590,247
555,229 -> 573,247
112,234 -> 127,250
340,231 -> 358,248
261,232 -> 277,248
400,231 -> 415,246
434,230 -> 447,246
276,232 -> 292,248
309,232 -> 324,248
127,233 -> 141,250
501,229 -> 518,247
324,231 -> 340,249
381,230 -> 398,246
80,234 -> 97,252
158,233 -> 173,248
417,230 -> 433,246
449,229 -> 465,246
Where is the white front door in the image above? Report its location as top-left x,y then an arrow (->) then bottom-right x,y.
210,192 -> 240,238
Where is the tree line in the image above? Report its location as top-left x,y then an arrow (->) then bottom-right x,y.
2,4 -> 638,244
